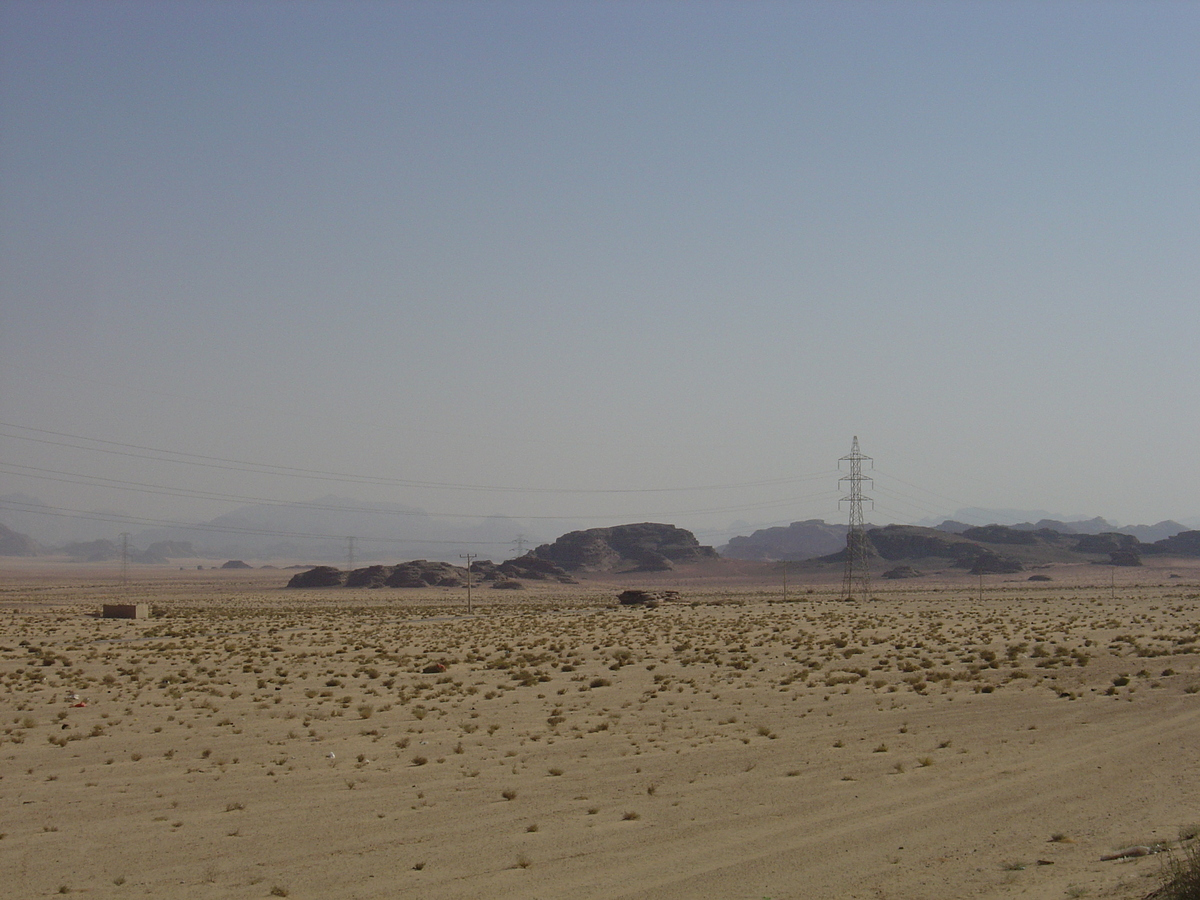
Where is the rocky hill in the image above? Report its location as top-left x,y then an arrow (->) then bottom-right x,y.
808,523 -> 1200,574
720,519 -> 849,561
135,541 -> 197,564
286,555 -> 575,589
1005,517 -> 1188,543
0,523 -> 39,556
60,539 -> 119,562
533,523 -> 718,573
1142,530 -> 1200,557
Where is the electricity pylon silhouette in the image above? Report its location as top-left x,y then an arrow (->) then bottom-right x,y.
839,436 -> 874,601
511,534 -> 529,558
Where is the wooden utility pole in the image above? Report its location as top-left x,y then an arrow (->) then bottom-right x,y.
460,553 -> 476,614
120,533 -> 131,588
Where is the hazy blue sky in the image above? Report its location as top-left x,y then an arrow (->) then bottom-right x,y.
2,0 -> 1198,549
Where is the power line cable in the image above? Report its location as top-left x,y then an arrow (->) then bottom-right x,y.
0,468 -> 844,525
0,497 -> 509,548
0,421 -> 834,495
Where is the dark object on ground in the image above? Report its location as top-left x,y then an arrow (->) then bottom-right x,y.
1101,845 -> 1156,861
1028,574 -> 1053,581
618,589 -> 680,606
102,603 -> 149,619
882,565 -> 920,579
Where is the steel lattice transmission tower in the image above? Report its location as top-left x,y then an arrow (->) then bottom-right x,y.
839,436 -> 874,601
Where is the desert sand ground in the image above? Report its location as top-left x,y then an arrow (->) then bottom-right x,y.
1,559 -> 1198,900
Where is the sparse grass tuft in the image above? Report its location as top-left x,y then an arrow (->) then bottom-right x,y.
1154,841 -> 1200,900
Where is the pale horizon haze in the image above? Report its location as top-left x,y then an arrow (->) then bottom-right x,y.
2,1 -> 1198,556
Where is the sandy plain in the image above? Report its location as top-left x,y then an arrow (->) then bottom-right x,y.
1,559 -> 1198,900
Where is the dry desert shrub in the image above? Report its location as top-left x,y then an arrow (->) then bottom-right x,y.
1152,841 -> 1200,900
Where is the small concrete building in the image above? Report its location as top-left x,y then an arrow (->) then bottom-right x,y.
102,603 -> 149,619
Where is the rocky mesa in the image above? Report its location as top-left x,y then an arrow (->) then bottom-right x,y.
532,522 -> 718,573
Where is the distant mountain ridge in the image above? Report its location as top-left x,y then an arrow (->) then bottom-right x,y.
810,523 -> 1200,575
3,490 -> 1198,566
130,495 -> 549,563
0,522 -> 39,556
728,516 -> 1192,562
0,493 -> 556,564
720,520 -> 850,561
